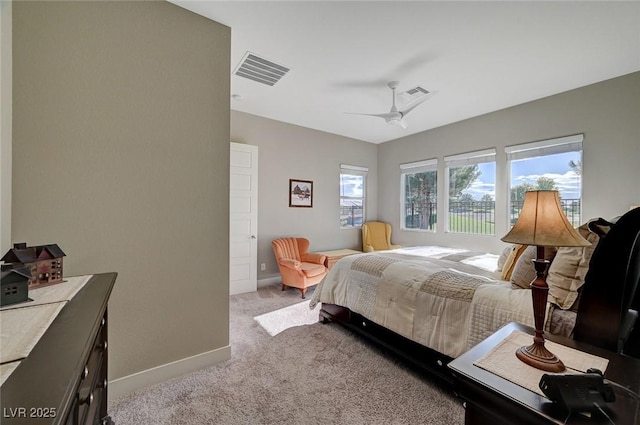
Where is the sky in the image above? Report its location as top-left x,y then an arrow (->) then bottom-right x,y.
463,151 -> 582,200
341,174 -> 364,198
343,151 -> 582,201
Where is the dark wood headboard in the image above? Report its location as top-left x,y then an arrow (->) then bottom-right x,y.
573,207 -> 640,357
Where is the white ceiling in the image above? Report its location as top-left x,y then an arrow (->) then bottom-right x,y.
171,1 -> 640,144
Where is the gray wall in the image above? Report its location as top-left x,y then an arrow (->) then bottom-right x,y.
231,111 -> 378,280
12,1 -> 231,381
378,72 -> 640,254
0,0 -> 11,254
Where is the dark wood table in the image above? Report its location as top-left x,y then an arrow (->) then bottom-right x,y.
449,322 -> 640,425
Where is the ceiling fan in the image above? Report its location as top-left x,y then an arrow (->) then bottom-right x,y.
348,81 -> 434,129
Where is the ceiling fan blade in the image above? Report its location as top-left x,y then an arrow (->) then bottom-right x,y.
345,111 -> 397,119
331,78 -> 390,89
399,91 -> 436,116
399,97 -> 427,116
346,81 -> 431,130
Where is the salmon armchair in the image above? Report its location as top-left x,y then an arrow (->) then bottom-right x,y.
272,238 -> 328,298
362,221 -> 402,253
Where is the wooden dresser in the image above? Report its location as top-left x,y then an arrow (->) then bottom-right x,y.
1,273 -> 117,425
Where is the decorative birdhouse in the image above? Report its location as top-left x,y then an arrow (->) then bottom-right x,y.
1,243 -> 66,289
1,266 -> 31,306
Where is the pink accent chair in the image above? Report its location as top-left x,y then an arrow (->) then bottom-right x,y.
272,238 -> 328,298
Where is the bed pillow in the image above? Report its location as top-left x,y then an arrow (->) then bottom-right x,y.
496,245 -> 512,272
499,244 -> 527,281
510,245 -> 557,289
546,221 -> 601,310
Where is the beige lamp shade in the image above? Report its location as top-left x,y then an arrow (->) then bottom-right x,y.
502,190 -> 590,247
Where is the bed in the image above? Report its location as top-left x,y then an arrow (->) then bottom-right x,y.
310,208 -> 640,386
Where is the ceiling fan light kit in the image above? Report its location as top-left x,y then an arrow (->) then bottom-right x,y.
347,81 -> 434,129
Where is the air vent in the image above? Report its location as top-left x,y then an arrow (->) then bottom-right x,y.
234,52 -> 290,86
398,86 -> 430,104
407,86 -> 428,96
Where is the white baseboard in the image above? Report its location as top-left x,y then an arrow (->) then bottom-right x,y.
108,345 -> 231,401
257,276 -> 281,288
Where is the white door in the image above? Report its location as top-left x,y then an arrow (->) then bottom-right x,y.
230,143 -> 258,295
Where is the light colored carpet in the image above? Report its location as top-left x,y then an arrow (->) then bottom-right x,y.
108,284 -> 465,424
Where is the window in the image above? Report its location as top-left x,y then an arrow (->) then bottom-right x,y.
506,134 -> 583,227
400,159 -> 437,231
340,164 -> 367,228
445,149 -> 496,235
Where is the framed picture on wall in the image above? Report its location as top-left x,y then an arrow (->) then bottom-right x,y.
289,179 -> 313,208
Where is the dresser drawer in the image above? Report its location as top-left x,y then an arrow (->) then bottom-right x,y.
84,377 -> 106,425
75,314 -> 108,425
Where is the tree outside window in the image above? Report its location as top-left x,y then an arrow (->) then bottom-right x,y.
403,170 -> 437,230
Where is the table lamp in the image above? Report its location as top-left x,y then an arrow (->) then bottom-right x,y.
502,190 -> 590,372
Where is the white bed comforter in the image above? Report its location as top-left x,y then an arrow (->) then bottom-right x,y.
310,246 -> 550,358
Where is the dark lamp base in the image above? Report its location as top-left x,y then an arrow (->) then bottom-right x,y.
516,342 -> 566,373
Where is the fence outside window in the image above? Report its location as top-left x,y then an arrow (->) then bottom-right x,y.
340,205 -> 364,227
447,200 -> 495,234
399,198 -> 581,235
511,198 -> 581,228
404,201 -> 437,230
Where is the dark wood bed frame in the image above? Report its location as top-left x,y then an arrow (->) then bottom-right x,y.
318,208 -> 640,387
319,303 -> 457,387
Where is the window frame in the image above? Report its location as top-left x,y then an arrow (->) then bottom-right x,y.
444,148 -> 497,235
505,134 -> 583,228
339,164 -> 368,229
400,159 -> 438,232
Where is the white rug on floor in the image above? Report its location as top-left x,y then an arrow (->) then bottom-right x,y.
254,300 -> 318,336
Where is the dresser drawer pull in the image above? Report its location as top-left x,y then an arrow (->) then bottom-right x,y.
80,392 -> 93,406
101,317 -> 106,327
98,340 -> 108,351
81,366 -> 89,379
99,378 -> 108,389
